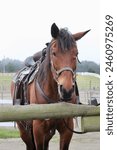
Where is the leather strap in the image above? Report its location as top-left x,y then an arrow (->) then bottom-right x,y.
36,81 -> 59,104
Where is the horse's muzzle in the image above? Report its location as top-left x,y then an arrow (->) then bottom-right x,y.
59,85 -> 74,101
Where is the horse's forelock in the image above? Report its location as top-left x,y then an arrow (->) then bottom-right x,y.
57,28 -> 76,51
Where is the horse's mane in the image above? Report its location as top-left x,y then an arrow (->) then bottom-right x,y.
37,28 -> 76,86
37,46 -> 51,87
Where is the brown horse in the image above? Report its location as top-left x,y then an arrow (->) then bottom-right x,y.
11,23 -> 90,150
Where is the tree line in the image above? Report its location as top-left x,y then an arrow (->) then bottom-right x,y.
0,58 -> 100,74
77,61 -> 100,74
0,58 -> 24,73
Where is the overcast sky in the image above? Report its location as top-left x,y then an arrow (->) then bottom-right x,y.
0,0 -> 99,63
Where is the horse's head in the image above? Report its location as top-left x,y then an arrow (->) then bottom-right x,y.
50,23 -> 90,101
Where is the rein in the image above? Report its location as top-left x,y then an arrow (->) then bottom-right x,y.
36,80 -> 60,104
63,119 -> 85,134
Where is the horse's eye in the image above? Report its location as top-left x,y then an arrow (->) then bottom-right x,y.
76,52 -> 78,56
74,53 -> 78,59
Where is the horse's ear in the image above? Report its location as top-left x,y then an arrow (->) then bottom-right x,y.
73,30 -> 91,41
51,23 -> 59,38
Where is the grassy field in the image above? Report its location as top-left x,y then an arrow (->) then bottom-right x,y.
0,73 -> 13,86
0,73 -> 100,100
0,73 -> 14,99
0,73 -> 13,80
0,127 -> 20,139
76,74 -> 100,90
0,73 -> 100,89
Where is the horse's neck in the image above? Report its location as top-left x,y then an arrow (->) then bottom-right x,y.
45,72 -> 59,100
38,68 -> 59,102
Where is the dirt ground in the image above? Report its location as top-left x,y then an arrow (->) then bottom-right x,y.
0,132 -> 99,150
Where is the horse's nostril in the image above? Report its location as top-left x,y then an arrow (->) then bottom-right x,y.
72,84 -> 75,90
59,85 -> 74,100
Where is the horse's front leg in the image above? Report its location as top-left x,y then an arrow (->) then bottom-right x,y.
33,120 -> 45,150
59,119 -> 73,150
17,122 -> 36,150
33,120 -> 55,150
60,131 -> 73,150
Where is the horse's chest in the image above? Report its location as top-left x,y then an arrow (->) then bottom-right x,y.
45,119 -> 63,131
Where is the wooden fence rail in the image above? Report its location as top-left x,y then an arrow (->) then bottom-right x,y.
0,103 -> 100,122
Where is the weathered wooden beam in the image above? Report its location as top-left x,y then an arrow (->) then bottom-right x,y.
77,116 -> 100,132
0,103 -> 100,122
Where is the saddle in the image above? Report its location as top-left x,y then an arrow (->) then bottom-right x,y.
13,46 -> 48,105
13,61 -> 40,105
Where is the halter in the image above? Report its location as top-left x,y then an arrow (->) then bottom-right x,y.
50,40 -> 76,84
51,60 -> 76,84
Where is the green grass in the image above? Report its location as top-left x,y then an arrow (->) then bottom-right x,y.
0,73 -> 13,85
0,73 -> 13,82
0,74 -> 14,96
0,74 -> 13,80
76,74 -> 100,90
0,127 -> 61,141
0,73 -> 100,97
0,127 -> 20,139
0,127 -> 59,140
